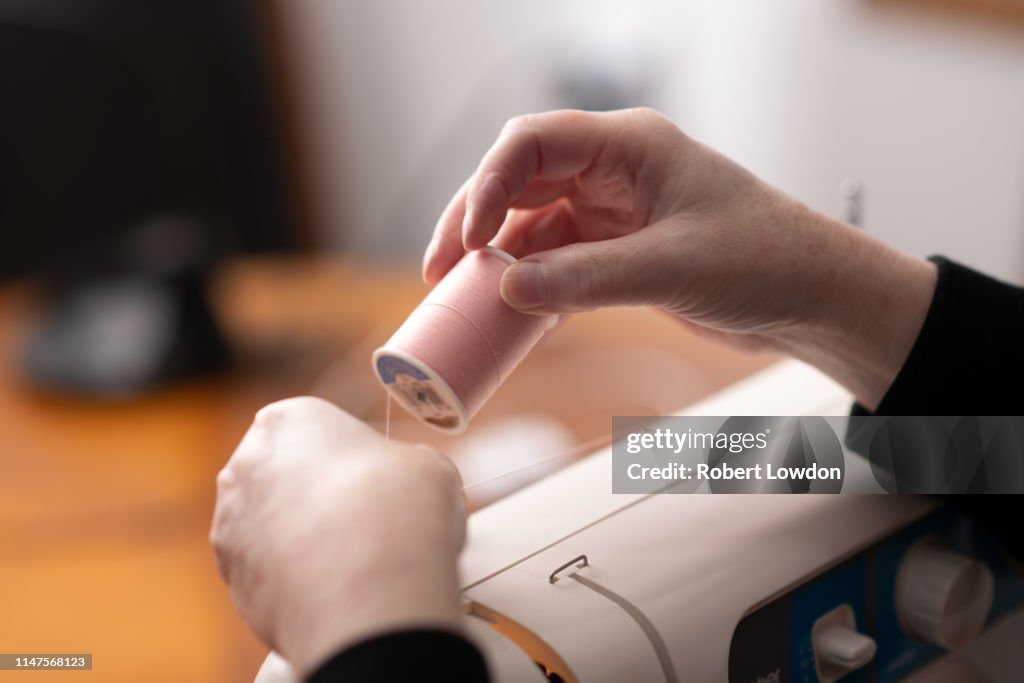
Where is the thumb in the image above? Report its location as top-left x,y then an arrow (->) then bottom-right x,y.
499,224 -> 680,314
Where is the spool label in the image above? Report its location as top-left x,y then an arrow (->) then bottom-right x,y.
375,354 -> 462,430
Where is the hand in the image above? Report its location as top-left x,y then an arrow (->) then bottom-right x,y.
423,108 -> 936,410
210,398 -> 466,678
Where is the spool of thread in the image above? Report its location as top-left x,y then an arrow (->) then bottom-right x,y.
373,246 -> 557,433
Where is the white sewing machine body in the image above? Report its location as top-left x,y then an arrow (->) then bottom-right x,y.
258,361 -> 1024,683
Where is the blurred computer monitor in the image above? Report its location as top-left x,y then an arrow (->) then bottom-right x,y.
0,0 -> 299,281
0,0 -> 303,395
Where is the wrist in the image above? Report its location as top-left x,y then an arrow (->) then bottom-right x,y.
279,558 -> 465,678
772,207 -> 937,411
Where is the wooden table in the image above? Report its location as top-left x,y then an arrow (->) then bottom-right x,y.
0,257 -> 773,682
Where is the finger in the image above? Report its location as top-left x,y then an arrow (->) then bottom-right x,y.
536,311 -> 567,346
462,110 -> 623,250
424,176 -> 472,284
499,219 -> 683,314
510,178 -> 577,210
491,204 -> 577,258
428,176 -> 577,283
495,202 -> 634,259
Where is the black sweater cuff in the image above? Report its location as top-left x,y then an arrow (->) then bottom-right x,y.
848,256 -> 1024,562
306,629 -> 489,683
861,256 -> 1024,416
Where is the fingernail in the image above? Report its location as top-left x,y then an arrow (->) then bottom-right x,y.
422,240 -> 437,282
501,262 -> 547,309
463,173 -> 502,248
461,198 -> 477,247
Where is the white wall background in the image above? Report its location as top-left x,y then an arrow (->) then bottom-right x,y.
279,0 -> 1024,280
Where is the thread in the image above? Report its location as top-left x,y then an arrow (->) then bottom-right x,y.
460,433 -> 612,492
373,247 -> 557,433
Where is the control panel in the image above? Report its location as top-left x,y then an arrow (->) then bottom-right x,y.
730,508 -> 1024,682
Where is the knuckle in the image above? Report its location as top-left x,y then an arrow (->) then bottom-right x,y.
633,105 -> 660,118
413,447 -> 461,487
254,396 -> 337,426
208,515 -> 228,553
630,106 -> 665,124
553,109 -> 589,127
208,523 -> 223,550
208,506 -> 237,581
509,110 -> 587,134
569,252 -> 608,306
252,402 -> 285,426
411,442 -> 443,459
215,466 -> 236,491
211,541 -> 233,583
502,113 -> 535,135
626,107 -> 678,137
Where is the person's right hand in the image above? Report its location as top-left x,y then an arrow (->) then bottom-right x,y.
423,108 -> 937,410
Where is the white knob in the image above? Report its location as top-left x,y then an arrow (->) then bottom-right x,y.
818,626 -> 876,667
896,541 -> 994,648
813,604 -> 877,683
254,652 -> 295,683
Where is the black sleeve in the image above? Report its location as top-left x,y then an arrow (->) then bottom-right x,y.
305,629 -> 490,683
867,256 -> 1024,415
851,256 -> 1024,562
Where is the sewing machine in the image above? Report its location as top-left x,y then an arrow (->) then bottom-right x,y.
255,360 -> 1024,682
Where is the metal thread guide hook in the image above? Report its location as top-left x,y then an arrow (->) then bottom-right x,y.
549,555 -> 589,584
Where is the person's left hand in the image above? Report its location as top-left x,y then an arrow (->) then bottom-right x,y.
210,397 -> 467,678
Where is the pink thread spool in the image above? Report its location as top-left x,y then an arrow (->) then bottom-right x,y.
373,246 -> 557,434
